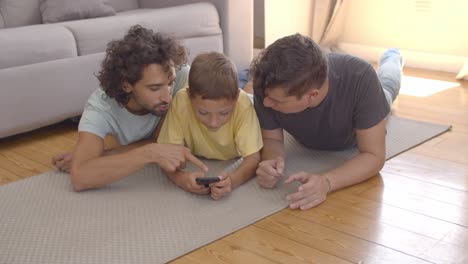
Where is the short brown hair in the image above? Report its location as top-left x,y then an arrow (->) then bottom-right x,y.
188,52 -> 239,100
97,25 -> 187,105
250,33 -> 328,98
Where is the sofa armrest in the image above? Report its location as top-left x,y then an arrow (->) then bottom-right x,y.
138,0 -> 253,70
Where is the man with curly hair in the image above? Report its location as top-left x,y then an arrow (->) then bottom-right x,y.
251,34 -> 403,210
52,25 -> 207,191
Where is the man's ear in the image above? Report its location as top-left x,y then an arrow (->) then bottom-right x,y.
306,89 -> 320,100
311,89 -> 320,98
122,82 -> 132,93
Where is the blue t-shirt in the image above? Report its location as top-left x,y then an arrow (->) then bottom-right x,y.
78,65 -> 189,145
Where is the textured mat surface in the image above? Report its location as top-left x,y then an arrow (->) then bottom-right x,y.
0,116 -> 450,264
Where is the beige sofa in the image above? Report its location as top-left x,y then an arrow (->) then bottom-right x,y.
0,0 -> 253,138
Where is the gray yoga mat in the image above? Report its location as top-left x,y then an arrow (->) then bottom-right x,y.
0,116 -> 450,264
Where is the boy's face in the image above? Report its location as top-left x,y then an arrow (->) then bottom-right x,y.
190,94 -> 236,131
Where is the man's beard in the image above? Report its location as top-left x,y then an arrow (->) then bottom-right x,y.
147,102 -> 169,117
131,92 -> 169,117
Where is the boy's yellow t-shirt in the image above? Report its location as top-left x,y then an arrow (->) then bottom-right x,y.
157,88 -> 263,160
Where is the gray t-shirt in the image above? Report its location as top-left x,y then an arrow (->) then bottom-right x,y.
78,65 -> 189,145
254,53 -> 390,150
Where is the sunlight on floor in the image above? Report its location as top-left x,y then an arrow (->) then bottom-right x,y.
400,76 -> 458,97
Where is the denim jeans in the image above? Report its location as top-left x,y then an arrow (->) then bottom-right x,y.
377,48 -> 403,108
238,68 -> 250,89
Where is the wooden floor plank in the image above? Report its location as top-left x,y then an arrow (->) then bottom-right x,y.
0,151 -> 51,172
357,183 -> 468,227
176,225 -> 352,264
4,141 -> 62,168
223,226 -> 352,264
0,152 -> 47,179
255,211 -> 433,264
284,197 -> 467,263
328,191 -> 460,243
409,132 -> 468,164
376,171 -> 468,207
172,238 -> 279,264
383,153 -> 468,191
0,167 -> 22,185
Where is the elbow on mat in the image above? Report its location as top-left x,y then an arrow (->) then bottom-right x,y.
69,169 -> 91,192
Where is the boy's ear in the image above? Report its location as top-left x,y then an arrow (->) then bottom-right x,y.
122,82 -> 132,93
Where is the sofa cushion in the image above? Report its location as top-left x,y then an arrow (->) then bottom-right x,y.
107,0 -> 139,12
0,0 -> 42,28
61,2 -> 221,56
0,25 -> 77,69
40,0 -> 116,23
0,53 -> 104,138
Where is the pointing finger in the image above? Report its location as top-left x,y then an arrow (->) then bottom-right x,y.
185,151 -> 208,172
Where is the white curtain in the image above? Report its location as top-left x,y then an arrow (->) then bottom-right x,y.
311,0 -> 346,51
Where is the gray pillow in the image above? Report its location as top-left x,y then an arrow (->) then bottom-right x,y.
40,0 -> 116,23
0,0 -> 42,28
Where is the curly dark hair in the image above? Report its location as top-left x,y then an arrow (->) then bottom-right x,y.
250,33 -> 328,98
97,25 -> 187,105
188,52 -> 239,100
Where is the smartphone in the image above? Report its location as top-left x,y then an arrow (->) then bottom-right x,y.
196,176 -> 220,187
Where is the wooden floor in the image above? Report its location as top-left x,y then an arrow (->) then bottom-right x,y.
1,67 -> 467,263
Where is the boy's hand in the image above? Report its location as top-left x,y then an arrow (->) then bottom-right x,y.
210,172 -> 232,200
175,171 -> 210,195
52,152 -> 73,173
256,156 -> 285,188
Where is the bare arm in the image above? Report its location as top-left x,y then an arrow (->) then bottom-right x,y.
52,138 -> 152,173
230,151 -> 261,188
69,132 -> 156,191
260,128 -> 285,161
323,118 -> 386,191
256,128 -> 287,188
70,132 -> 207,192
53,120 -> 164,172
285,119 -> 387,210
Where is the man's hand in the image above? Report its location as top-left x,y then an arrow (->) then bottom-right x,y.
284,171 -> 331,210
175,171 -> 211,195
209,172 -> 232,200
256,156 -> 285,188
51,152 -> 73,173
150,144 -> 208,173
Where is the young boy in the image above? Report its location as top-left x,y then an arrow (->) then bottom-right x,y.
157,52 -> 263,200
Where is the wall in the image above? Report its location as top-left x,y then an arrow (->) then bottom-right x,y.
263,0 -> 314,47
338,0 -> 468,73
